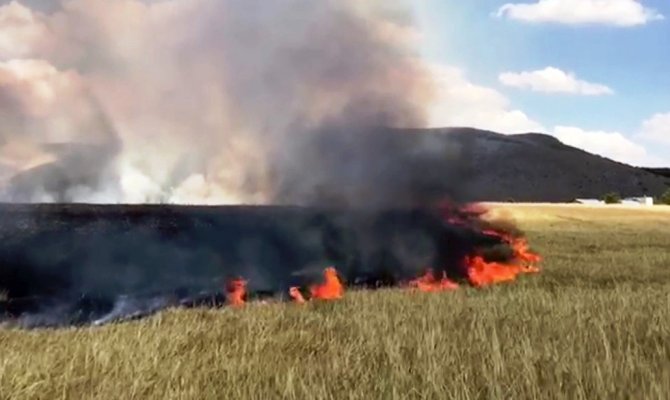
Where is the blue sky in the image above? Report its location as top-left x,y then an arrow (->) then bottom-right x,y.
414,0 -> 670,166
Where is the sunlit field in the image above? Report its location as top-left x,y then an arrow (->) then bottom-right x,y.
1,204 -> 669,399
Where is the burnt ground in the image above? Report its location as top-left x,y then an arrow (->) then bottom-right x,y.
0,204 -> 505,326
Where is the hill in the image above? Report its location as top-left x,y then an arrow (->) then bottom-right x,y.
284,127 -> 669,204
643,168 -> 670,179
439,127 -> 670,202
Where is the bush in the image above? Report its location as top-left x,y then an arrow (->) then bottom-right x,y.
660,188 -> 670,205
602,192 -> 621,204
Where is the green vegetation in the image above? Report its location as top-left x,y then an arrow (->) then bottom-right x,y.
1,205 -> 670,399
659,188 -> 670,205
602,192 -> 621,204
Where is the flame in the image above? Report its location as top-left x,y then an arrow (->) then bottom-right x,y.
441,202 -> 543,287
465,237 -> 541,286
222,204 -> 541,306
309,267 -> 344,300
225,278 -> 247,306
465,256 -> 522,287
409,269 -> 459,292
511,237 -> 542,265
289,286 -> 306,304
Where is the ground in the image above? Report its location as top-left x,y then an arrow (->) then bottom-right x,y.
1,204 -> 669,399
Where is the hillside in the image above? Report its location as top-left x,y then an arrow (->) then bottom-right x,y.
439,127 -> 670,202
285,127 -> 670,204
643,168 -> 670,179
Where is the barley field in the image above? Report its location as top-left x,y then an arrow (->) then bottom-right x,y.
1,204 -> 669,399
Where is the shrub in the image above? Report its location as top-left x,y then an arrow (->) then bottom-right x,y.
602,192 -> 621,204
660,188 -> 670,205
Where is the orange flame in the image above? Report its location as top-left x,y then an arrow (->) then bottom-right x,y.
511,237 -> 542,266
309,267 -> 344,300
289,286 -> 306,304
409,269 -> 459,292
225,278 -> 247,306
465,236 -> 541,286
438,203 -> 543,288
465,256 -> 521,287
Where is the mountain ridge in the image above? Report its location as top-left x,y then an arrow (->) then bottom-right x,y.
292,126 -> 669,203
422,127 -> 669,201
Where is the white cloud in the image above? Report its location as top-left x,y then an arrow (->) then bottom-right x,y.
639,112 -> 670,146
427,65 -> 544,133
552,125 -> 665,167
424,63 -> 667,167
495,0 -> 664,27
499,67 -> 613,95
550,111 -> 670,167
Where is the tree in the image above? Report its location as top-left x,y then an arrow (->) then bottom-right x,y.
602,192 -> 621,204
660,188 -> 670,205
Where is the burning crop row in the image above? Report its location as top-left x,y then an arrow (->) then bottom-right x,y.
223,213 -> 542,307
225,267 -> 346,306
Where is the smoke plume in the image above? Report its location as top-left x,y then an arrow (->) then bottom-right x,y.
0,0 -> 435,204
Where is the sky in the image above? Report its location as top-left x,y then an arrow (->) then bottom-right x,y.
0,0 -> 668,175
415,0 -> 670,167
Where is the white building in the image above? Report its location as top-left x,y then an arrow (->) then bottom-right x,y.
575,199 -> 605,205
621,196 -> 654,206
574,196 -> 654,206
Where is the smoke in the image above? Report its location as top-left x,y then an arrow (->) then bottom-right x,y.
0,0 -> 435,204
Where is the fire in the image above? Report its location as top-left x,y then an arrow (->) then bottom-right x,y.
511,237 -> 542,265
433,203 -> 543,289
228,204 -> 540,307
465,256 -> 522,287
225,278 -> 247,306
289,286 -> 306,304
409,269 -> 459,292
465,235 -> 541,287
288,267 -> 345,303
309,267 -> 344,300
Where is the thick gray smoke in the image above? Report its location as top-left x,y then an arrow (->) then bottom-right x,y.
0,0 -> 436,204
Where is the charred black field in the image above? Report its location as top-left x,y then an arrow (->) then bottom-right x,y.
0,203 -> 517,327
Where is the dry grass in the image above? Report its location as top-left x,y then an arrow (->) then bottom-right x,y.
1,204 -> 669,399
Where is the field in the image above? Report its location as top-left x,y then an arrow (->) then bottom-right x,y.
1,204 -> 669,399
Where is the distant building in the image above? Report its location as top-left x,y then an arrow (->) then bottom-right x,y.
621,196 -> 654,206
575,199 -> 605,205
574,196 -> 654,206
